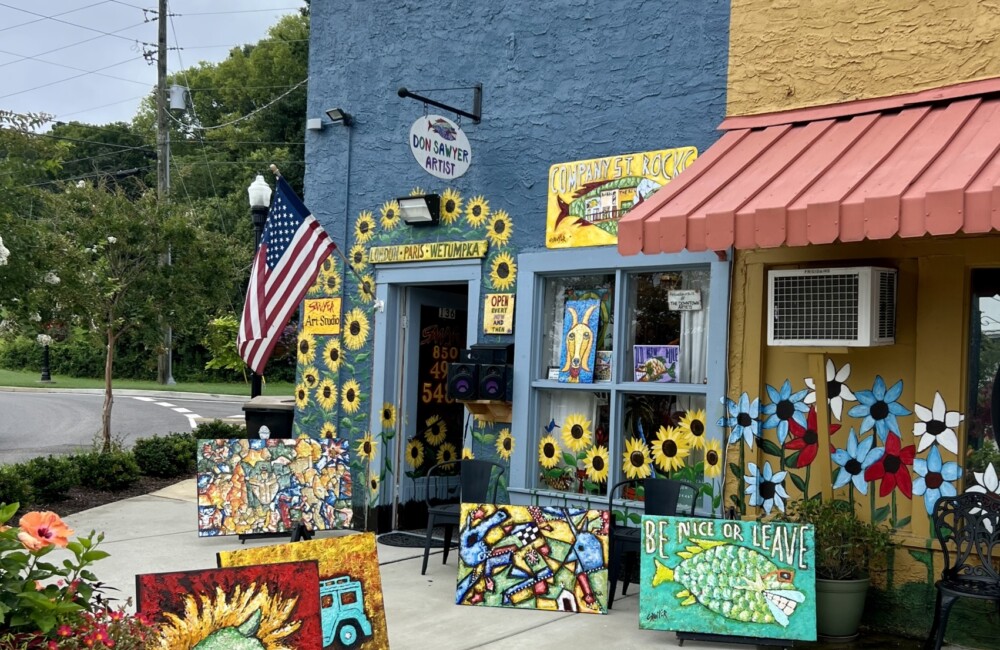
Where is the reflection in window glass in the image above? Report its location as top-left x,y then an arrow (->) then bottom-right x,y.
533,390 -> 610,496
968,271 -> 1000,474
627,270 -> 710,383
541,275 -> 615,378
620,394 -> 717,496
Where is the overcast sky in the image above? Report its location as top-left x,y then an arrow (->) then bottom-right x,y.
0,0 -> 306,127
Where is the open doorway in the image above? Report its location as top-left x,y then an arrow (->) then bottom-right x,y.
384,283 -> 469,531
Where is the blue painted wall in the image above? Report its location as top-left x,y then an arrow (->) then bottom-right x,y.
304,0 -> 731,249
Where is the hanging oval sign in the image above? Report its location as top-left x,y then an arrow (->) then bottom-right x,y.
409,114 -> 472,180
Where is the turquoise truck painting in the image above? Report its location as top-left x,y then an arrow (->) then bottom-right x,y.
320,576 -> 373,648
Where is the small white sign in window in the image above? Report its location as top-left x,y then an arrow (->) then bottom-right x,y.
668,289 -> 702,311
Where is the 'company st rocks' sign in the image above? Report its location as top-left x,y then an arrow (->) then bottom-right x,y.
409,114 -> 472,180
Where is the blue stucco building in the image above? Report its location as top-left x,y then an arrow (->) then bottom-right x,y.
301,0 -> 733,530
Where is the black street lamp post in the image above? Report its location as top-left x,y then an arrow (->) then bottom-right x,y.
247,175 -> 272,399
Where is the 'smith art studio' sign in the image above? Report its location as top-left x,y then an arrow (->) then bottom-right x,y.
640,516 -> 816,643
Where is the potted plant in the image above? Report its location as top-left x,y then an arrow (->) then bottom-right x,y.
782,498 -> 895,640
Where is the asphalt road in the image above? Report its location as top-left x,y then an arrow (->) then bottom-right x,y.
0,389 -> 249,464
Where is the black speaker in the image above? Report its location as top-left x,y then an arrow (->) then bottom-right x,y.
469,343 -> 514,364
505,364 -> 514,401
478,364 -> 508,400
447,362 -> 478,400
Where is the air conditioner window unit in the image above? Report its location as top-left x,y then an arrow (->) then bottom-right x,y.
767,266 -> 897,347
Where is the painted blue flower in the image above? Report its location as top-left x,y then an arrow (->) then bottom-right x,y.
760,380 -> 809,445
847,375 -> 912,441
718,392 -> 760,448
744,461 -> 788,515
831,428 -> 884,495
913,445 -> 962,515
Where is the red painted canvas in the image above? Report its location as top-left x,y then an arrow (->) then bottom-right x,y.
136,561 -> 323,649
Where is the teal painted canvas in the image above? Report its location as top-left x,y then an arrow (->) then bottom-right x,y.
639,516 -> 816,642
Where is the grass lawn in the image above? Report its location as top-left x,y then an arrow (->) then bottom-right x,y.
0,368 -> 294,397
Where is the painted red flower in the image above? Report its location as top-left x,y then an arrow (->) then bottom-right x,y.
785,406 -> 841,468
863,432 -> 915,498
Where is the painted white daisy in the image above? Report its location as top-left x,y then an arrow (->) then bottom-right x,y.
965,463 -> 1000,531
804,359 -> 856,420
913,391 -> 963,454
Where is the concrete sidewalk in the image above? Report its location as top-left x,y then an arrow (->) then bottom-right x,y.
60,482 -> 944,650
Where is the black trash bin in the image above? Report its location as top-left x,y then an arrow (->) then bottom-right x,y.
242,396 -> 295,439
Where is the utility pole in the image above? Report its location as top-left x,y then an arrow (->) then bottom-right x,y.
156,0 -> 175,385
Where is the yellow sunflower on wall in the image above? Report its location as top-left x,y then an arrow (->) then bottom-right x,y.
437,442 -> 458,465
368,474 -> 379,498
343,307 -> 370,350
489,252 -> 517,291
297,333 -> 316,365
704,438 -> 723,478
440,188 -> 463,224
380,200 -> 400,230
320,422 -> 337,439
561,413 -> 592,453
486,209 -> 513,247
466,195 -> 490,226
301,365 -> 320,389
538,435 -> 560,469
357,274 -> 375,303
322,266 -> 342,296
354,210 -> 376,243
381,403 -> 397,430
321,339 -> 342,374
623,438 -> 652,479
409,187 -> 425,196
316,379 -> 338,411
349,244 -> 368,272
405,438 -> 425,468
584,445 -> 610,483
496,428 -> 514,461
424,414 -> 447,445
651,425 -> 691,473
294,383 -> 310,409
462,447 -> 475,459
677,408 -> 708,450
357,432 -> 376,461
320,256 -> 335,275
341,379 -> 362,414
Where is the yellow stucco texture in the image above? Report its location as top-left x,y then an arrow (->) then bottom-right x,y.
723,234 -> 1000,589
728,0 -> 1000,116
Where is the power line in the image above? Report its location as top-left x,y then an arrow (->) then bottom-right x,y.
0,47 -> 151,87
0,20 -> 150,69
177,8 -> 303,16
20,165 -> 154,188
0,56 -> 147,100
179,39 -> 308,49
0,0 -> 111,34
56,95 -> 149,120
0,2 -> 152,46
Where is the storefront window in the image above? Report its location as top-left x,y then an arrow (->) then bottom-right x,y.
513,248 -> 729,513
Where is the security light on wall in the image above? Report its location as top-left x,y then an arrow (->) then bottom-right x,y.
396,194 -> 441,226
325,107 -> 353,126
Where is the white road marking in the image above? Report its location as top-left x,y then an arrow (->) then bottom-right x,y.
172,407 -> 192,413
132,396 -> 156,402
154,402 -> 175,407
126,396 -> 203,431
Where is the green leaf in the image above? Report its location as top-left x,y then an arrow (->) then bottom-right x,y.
562,452 -> 577,467
543,468 -> 564,480
583,480 -> 599,493
894,516 -> 911,529
788,472 -> 807,493
354,352 -> 371,364
759,438 -> 783,457
785,451 -> 801,469
382,429 -> 396,441
385,457 -> 393,474
0,503 -> 17,524
729,462 -> 742,480
873,505 -> 891,523
712,495 -> 722,509
627,512 -> 642,525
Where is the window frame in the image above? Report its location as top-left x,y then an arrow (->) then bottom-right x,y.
508,247 -> 731,515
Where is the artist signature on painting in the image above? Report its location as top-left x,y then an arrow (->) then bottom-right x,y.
645,609 -> 670,622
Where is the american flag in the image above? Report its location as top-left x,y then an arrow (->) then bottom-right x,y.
238,176 -> 336,374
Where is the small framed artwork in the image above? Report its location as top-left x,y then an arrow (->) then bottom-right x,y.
547,367 -> 561,381
595,350 -> 613,383
634,345 -> 679,383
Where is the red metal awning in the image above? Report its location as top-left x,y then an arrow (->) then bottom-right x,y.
618,78 -> 1000,255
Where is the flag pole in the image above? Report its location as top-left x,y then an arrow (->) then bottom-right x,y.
269,164 -> 367,288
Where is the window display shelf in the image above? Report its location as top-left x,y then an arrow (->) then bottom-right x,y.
458,399 -> 512,423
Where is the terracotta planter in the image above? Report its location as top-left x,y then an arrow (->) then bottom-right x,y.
815,576 -> 870,640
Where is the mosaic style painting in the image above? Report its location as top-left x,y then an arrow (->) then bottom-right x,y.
136,561 -> 323,650
219,533 -> 388,649
197,438 -> 352,536
457,503 -> 609,614
558,298 -> 600,384
640,515 -> 816,642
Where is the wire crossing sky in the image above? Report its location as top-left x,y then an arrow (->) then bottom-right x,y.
0,0 -> 306,127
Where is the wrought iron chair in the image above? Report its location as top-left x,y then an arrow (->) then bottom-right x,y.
421,459 -> 505,575
607,477 -> 698,609
925,491 -> 1000,650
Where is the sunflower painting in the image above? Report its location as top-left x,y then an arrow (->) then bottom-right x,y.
320,422 -> 337,439
355,210 -> 376,243
294,383 -> 310,409
322,266 -> 342,296
651,425 -> 691,473
623,437 -> 653,480
538,435 -> 560,469
678,408 -> 708,450
316,379 -> 338,411
489,251 -> 517,291
323,338 -> 342,373
466,195 -> 490,226
441,188 -> 463,224
341,379 -> 362,414
437,442 -> 458,465
584,445 -> 610,483
381,403 -> 397,430
380,200 -> 400,230
357,432 -> 376,461
137,563 -> 323,650
424,414 -> 447,446
349,244 -> 368,271
486,209 -> 513,247
405,438 -> 425,469
357,274 -> 376,303
496,428 -> 515,460
343,307 -> 370,350
301,365 -> 320,389
297,333 -> 316,365
562,413 -> 593,452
